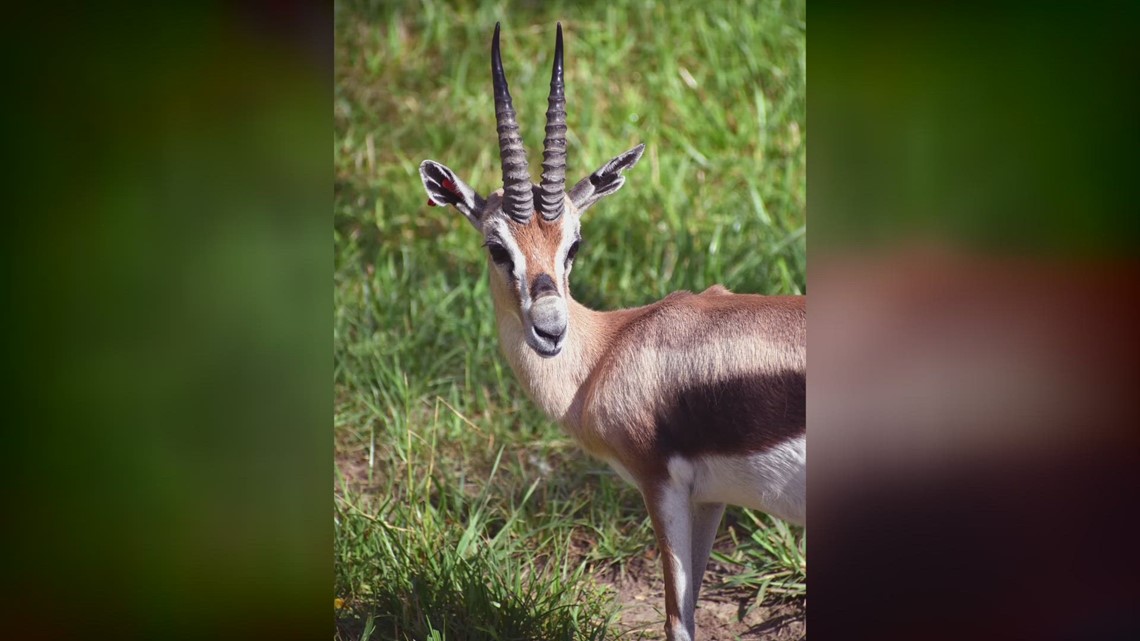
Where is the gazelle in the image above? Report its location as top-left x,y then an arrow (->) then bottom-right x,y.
419,23 -> 805,641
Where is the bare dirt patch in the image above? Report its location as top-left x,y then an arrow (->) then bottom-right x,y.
599,555 -> 805,640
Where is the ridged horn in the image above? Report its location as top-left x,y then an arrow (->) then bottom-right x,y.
492,22 -> 534,223
539,23 -> 567,221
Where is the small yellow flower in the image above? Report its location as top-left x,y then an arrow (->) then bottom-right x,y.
334,597 -> 345,610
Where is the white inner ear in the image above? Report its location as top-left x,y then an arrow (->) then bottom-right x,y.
449,178 -> 477,210
553,214 -> 581,292
420,161 -> 483,228
598,175 -> 626,197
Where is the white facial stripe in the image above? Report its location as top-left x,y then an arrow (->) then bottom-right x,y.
554,215 -> 580,293
483,217 -> 529,305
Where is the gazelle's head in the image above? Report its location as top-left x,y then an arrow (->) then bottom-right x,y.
420,23 -> 644,358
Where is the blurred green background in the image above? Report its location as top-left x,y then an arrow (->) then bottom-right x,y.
334,0 -> 805,637
2,3 -> 331,639
811,4 -> 1139,254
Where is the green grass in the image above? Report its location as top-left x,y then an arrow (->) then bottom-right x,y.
335,0 -> 805,638
713,512 -> 807,607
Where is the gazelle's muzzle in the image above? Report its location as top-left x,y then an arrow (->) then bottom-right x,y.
527,292 -> 567,357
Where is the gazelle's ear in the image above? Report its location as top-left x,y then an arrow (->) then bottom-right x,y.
568,144 -> 645,214
419,160 -> 486,228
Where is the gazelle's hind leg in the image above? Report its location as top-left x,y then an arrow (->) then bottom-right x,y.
688,501 -> 726,614
643,482 -> 695,641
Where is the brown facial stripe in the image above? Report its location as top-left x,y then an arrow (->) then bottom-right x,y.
509,215 -> 565,294
652,370 -> 806,458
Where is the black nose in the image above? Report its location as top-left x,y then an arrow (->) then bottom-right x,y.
530,273 -> 558,299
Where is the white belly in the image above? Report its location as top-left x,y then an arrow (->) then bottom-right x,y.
670,436 -> 806,525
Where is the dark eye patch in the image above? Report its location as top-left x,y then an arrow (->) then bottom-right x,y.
485,242 -> 513,267
565,239 -> 581,266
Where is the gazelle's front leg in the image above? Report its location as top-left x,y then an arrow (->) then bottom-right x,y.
644,482 -> 696,641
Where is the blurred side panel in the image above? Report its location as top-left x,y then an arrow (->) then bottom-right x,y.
0,2 -> 332,639
810,3 -> 1140,639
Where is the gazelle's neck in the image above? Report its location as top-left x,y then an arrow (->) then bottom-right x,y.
490,281 -> 612,430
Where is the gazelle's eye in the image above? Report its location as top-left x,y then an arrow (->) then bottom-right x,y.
487,243 -> 512,267
565,240 -> 580,267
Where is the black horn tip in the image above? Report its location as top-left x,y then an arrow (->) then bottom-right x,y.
492,23 -> 510,101
555,24 -> 563,69
492,22 -> 501,64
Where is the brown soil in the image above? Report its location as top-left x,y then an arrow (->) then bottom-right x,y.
599,555 -> 805,641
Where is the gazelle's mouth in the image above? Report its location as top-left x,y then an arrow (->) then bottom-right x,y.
533,324 -> 564,343
532,343 -> 562,358
528,325 -> 565,358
